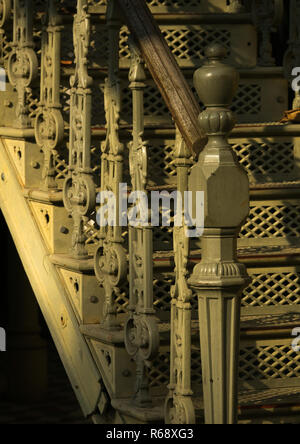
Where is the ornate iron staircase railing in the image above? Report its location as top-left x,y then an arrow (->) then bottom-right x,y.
1,0 -> 300,425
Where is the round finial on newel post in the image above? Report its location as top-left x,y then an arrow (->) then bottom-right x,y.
193,44 -> 239,137
193,43 -> 239,111
188,44 -> 250,424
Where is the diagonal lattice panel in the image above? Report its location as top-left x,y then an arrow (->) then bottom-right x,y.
240,204 -> 300,239
122,80 -> 263,125
162,27 -> 231,61
242,272 -> 300,307
54,152 -> 68,182
148,141 -> 177,186
153,274 -> 174,311
148,352 -> 170,388
148,344 -> 300,389
231,141 -> 295,181
239,346 -> 300,381
231,84 -> 262,115
119,25 -> 231,64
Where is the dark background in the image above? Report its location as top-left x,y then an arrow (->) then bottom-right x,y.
0,211 -> 90,424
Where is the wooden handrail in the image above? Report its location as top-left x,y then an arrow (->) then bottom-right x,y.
117,0 -> 207,155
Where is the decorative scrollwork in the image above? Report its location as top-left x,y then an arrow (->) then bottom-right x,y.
165,396 -> 196,425
93,0 -> 127,330
123,37 -> 160,407
165,130 -> 195,425
0,0 -> 12,66
7,0 -> 38,128
35,0 -> 64,190
94,242 -> 127,330
62,0 -> 95,258
0,0 -> 11,28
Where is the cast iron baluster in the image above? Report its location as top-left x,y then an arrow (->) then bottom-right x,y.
165,129 -> 194,424
7,0 -> 38,128
252,0 -> 283,67
35,0 -> 64,190
0,0 -> 12,66
284,0 -> 300,108
63,0 -> 96,258
188,44 -> 250,425
94,0 -> 127,331
124,38 -> 159,407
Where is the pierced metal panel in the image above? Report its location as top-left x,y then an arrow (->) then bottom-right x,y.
231,139 -> 296,183
121,78 -> 280,126
148,352 -> 170,388
242,271 -> 300,307
153,274 -> 174,311
231,84 -> 262,115
119,24 -> 256,69
148,350 -> 203,390
193,77 -> 287,124
240,203 -> 300,239
148,343 -> 300,391
148,140 -> 177,186
54,151 -> 68,182
100,274 -> 179,315
2,32 -> 13,65
239,346 -> 300,381
115,280 -> 130,314
119,26 -> 231,63
162,27 -> 231,63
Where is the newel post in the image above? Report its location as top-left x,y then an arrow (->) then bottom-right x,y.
188,44 -> 250,424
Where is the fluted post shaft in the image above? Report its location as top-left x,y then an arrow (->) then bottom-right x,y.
188,44 -> 250,424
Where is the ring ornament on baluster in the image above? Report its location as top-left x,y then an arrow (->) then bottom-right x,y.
94,243 -> 127,287
35,108 -> 64,150
125,316 -> 160,361
124,317 -> 139,357
63,174 -> 96,216
0,0 -> 11,28
7,48 -> 38,88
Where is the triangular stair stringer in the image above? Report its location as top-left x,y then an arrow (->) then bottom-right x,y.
0,137 -> 102,417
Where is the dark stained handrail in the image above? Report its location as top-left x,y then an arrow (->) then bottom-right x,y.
117,0 -> 207,155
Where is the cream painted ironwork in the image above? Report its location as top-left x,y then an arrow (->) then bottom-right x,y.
165,130 -> 195,424
0,0 -> 300,426
35,0 -> 64,190
7,0 -> 38,128
94,0 -> 127,331
124,38 -> 160,407
63,0 -> 96,258
0,0 -> 11,66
